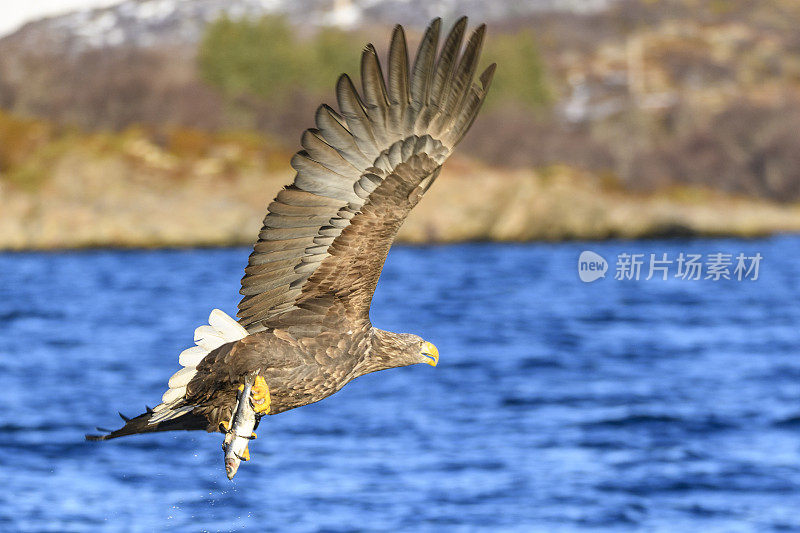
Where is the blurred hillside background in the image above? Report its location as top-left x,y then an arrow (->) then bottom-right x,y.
1,0 -> 799,248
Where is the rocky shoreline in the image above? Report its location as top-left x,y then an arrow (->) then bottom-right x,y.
2,149 -> 799,251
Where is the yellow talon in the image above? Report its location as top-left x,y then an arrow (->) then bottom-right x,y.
251,375 -> 271,414
251,432 -> 257,439
220,420 -> 230,432
241,446 -> 250,461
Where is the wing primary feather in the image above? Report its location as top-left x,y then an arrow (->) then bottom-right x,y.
360,44 -> 391,145
291,152 -> 352,182
386,25 -> 409,136
407,17 -> 441,133
315,104 -> 372,168
430,16 -> 467,111
336,74 -> 380,158
301,129 -> 361,176
436,24 -> 486,138
447,63 -> 496,147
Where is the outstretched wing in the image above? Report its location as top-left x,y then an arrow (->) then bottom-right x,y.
238,17 -> 495,333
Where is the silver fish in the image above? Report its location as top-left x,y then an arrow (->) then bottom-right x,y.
222,379 -> 256,480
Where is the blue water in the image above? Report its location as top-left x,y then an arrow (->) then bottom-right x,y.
1,238 -> 800,532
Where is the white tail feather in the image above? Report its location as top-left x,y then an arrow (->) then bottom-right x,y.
194,326 -> 227,351
167,366 -> 196,388
161,386 -> 186,404
178,346 -> 207,367
149,309 -> 248,426
209,309 -> 249,340
148,404 -> 194,424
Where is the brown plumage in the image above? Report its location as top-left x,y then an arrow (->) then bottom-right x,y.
87,17 -> 494,446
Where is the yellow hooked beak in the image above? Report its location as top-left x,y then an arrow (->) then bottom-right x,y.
421,341 -> 439,367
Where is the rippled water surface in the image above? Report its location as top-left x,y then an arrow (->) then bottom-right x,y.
1,238 -> 800,532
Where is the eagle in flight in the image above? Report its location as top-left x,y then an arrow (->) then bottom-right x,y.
87,16 -> 495,479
